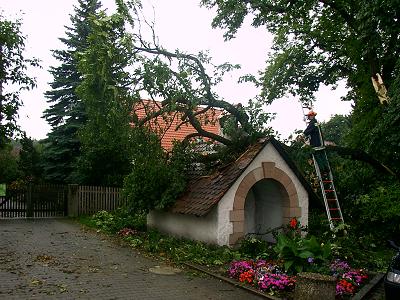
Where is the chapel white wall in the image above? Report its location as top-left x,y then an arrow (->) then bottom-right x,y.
147,207 -> 218,244
216,142 -> 309,245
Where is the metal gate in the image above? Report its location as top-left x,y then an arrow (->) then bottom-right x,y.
0,184 -> 68,218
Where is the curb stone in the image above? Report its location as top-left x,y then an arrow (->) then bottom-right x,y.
183,262 -> 281,300
183,263 -> 386,300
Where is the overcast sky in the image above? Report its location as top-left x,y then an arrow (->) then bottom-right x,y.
1,0 -> 352,140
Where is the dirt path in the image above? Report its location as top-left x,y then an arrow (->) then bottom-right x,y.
0,219 -> 264,300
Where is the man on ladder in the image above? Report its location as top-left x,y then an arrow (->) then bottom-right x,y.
303,110 -> 329,178
303,109 -> 344,230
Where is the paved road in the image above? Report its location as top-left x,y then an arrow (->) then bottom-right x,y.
0,219 -> 264,300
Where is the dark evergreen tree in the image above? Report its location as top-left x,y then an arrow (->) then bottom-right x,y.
18,134 -> 43,182
0,143 -> 20,183
41,0 -> 102,183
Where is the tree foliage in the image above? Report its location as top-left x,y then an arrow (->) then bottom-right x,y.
201,0 -> 400,167
201,0 -> 399,105
41,0 -> 102,183
18,134 -> 43,183
0,143 -> 19,183
320,114 -> 350,145
0,14 -> 39,147
132,45 -> 274,149
349,60 -> 400,175
74,11 -> 136,186
123,128 -> 191,212
67,1 -> 275,209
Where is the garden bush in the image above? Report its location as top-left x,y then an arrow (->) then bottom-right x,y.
238,236 -> 275,259
273,218 -> 331,274
91,208 -> 146,233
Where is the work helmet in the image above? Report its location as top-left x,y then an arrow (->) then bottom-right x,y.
306,110 -> 317,116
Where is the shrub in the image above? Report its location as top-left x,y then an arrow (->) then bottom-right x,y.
273,218 -> 331,274
353,182 -> 400,240
123,128 -> 191,212
238,237 -> 274,259
91,208 -> 146,233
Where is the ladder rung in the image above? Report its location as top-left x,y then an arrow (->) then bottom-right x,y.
313,153 -> 345,228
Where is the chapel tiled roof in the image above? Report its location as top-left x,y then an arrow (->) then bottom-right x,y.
171,138 -> 266,216
171,137 -> 318,216
134,100 -> 221,151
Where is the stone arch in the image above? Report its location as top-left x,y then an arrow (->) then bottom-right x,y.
229,162 -> 301,245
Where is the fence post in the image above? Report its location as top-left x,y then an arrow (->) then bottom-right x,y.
68,184 -> 79,217
26,184 -> 33,218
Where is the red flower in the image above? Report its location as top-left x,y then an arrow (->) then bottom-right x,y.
289,218 -> 298,229
239,270 -> 254,284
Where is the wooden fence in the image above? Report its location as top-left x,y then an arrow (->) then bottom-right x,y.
0,184 -> 128,218
0,188 -> 27,218
77,185 -> 128,216
32,184 -> 68,218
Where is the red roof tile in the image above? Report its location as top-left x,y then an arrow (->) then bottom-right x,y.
171,139 -> 266,216
134,100 -> 221,151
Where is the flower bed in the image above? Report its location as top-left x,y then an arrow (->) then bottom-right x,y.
330,259 -> 369,297
228,260 -> 295,294
227,258 -> 369,298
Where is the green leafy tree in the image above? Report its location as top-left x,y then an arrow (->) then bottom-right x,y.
0,143 -> 20,183
201,2 -> 400,246
118,11 -> 279,213
353,182 -> 400,240
132,46 -> 274,150
93,2 -> 274,153
0,14 -> 39,147
123,128 -> 191,212
70,2 -> 275,209
320,114 -> 351,146
201,0 -> 400,170
74,10 -> 136,186
201,0 -> 399,103
41,0 -> 102,183
354,60 -> 400,175
18,134 -> 43,182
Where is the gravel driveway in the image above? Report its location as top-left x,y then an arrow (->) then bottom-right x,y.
0,219 -> 264,300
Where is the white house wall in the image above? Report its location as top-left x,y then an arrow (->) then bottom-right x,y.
147,207 -> 219,244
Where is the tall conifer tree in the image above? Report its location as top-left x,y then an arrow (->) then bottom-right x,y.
41,0 -> 102,183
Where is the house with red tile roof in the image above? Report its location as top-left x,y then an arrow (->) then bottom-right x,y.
133,100 -> 222,151
147,137 -> 315,246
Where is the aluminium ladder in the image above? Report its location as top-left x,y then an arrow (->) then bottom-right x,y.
301,102 -> 345,230
312,149 -> 344,230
